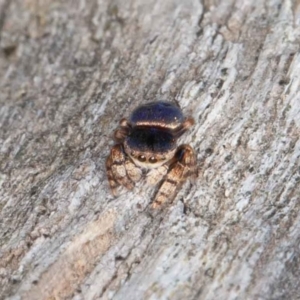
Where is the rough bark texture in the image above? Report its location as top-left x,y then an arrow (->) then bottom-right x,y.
1,0 -> 300,299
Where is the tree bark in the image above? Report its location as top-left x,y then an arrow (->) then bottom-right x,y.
1,0 -> 300,299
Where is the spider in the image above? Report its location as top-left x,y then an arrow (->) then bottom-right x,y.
106,101 -> 196,208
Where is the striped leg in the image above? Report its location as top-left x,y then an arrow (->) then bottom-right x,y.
152,144 -> 196,209
106,144 -> 135,195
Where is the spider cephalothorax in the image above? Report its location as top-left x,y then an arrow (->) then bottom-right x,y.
106,101 -> 196,208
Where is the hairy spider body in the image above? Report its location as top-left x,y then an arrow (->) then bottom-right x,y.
106,101 -> 196,208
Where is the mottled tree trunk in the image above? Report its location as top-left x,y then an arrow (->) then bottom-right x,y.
0,0 -> 300,299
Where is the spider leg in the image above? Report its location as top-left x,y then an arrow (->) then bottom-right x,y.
172,117 -> 195,139
114,118 -> 131,142
106,144 -> 135,195
152,144 -> 196,209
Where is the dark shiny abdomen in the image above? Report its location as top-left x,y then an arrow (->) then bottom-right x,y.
127,128 -> 176,153
129,101 -> 184,129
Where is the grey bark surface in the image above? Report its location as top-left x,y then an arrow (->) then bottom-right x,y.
0,0 -> 300,299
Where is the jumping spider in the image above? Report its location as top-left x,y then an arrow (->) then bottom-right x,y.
106,101 -> 196,208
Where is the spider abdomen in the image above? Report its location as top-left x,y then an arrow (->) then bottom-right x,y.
129,101 -> 184,130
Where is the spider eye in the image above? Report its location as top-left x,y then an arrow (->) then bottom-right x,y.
138,155 -> 146,162
149,157 -> 157,163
